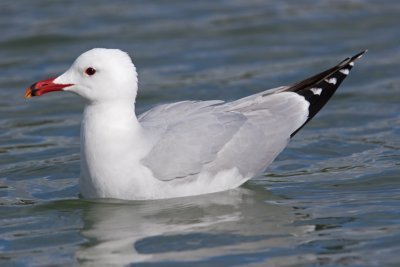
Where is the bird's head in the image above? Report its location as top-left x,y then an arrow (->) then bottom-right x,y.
25,48 -> 138,104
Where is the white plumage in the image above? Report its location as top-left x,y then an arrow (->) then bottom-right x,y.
26,48 -> 365,200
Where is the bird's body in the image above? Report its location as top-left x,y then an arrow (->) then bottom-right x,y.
26,48 -> 365,200
79,90 -> 307,199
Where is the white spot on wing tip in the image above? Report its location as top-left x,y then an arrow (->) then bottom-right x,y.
310,88 -> 322,95
325,77 -> 337,85
349,61 -> 354,66
340,69 -> 350,75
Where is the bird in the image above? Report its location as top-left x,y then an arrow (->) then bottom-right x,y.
25,48 -> 365,200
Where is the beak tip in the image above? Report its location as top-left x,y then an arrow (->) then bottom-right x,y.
24,89 -> 32,99
24,78 -> 72,99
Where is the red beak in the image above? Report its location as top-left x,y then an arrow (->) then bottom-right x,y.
25,77 -> 73,98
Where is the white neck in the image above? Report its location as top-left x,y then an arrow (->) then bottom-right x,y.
82,100 -> 140,135
79,100 -> 147,198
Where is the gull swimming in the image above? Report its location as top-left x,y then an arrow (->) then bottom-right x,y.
25,48 -> 365,200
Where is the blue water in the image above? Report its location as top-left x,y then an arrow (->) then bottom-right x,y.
1,1 -> 399,266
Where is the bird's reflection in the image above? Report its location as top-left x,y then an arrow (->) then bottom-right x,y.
75,183 -> 310,265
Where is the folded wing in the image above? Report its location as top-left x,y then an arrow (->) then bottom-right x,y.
139,51 -> 366,181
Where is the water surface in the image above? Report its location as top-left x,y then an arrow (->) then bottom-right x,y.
1,1 -> 399,266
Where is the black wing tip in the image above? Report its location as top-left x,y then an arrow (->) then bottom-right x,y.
352,49 -> 368,59
339,49 -> 367,66
355,49 -> 368,58
290,50 -> 366,138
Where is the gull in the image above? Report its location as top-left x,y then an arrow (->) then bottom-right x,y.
25,48 -> 365,200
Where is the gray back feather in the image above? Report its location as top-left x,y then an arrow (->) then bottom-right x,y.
139,90 -> 308,181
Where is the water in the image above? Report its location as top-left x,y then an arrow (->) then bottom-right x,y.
1,0 -> 399,266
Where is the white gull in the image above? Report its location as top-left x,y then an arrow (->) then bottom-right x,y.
25,48 -> 365,200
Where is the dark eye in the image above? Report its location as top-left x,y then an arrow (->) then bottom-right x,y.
85,67 -> 96,76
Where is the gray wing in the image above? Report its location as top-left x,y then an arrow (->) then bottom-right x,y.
139,91 -> 308,181
138,51 -> 365,181
139,100 -> 247,180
